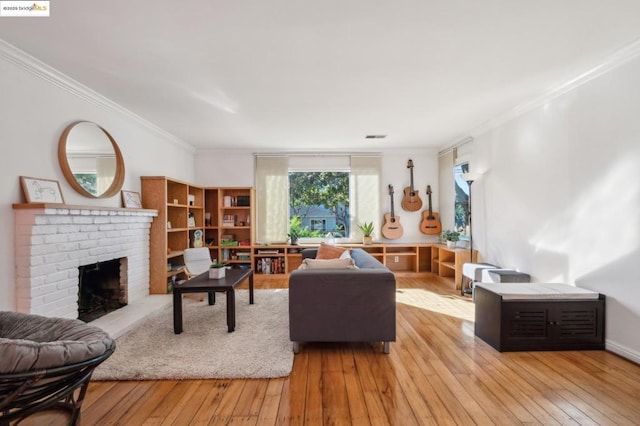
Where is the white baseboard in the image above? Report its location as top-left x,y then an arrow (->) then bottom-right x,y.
606,339 -> 640,365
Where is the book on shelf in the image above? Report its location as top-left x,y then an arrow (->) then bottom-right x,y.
255,257 -> 285,274
257,249 -> 280,255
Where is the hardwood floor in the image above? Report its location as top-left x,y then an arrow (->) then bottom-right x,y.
78,275 -> 640,425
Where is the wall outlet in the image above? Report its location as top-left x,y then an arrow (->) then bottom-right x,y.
394,256 -> 399,263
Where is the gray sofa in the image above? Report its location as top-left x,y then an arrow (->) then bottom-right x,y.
289,248 -> 396,353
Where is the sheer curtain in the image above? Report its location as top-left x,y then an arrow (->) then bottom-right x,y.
255,156 -> 289,243
350,156 -> 382,239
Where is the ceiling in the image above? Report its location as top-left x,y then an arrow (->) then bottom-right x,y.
2,1 -> 640,152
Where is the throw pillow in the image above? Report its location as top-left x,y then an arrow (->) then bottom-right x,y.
298,258 -> 358,270
316,242 -> 348,260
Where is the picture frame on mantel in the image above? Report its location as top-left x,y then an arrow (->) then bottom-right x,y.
20,176 -> 65,204
121,190 -> 142,208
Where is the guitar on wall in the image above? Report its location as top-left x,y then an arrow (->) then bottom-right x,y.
382,184 -> 404,240
420,185 -> 442,235
401,159 -> 423,212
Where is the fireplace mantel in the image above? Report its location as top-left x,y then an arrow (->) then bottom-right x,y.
12,202 -> 157,214
13,203 -> 158,318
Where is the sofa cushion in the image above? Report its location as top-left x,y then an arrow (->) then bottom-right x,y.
298,258 -> 358,270
316,243 -> 349,260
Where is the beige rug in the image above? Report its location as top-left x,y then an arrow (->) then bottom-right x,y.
92,289 -> 293,380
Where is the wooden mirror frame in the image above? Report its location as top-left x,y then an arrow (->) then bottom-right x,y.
58,121 -> 125,198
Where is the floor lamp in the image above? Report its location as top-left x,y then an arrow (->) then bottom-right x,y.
461,173 -> 477,294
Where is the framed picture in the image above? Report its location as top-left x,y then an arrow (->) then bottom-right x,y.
121,190 -> 142,208
20,176 -> 65,204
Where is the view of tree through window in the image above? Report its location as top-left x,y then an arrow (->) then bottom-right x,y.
289,172 -> 350,238
454,163 -> 470,234
73,173 -> 97,196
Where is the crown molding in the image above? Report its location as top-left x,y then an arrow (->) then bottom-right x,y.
0,39 -> 195,153
442,37 -> 640,151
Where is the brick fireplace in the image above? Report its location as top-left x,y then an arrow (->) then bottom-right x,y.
14,204 -> 157,319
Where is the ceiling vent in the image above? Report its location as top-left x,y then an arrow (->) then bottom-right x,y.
365,135 -> 387,139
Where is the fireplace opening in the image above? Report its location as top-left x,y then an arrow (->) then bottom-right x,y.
78,258 -> 127,322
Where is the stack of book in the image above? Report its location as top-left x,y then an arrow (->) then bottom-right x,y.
222,214 -> 236,227
236,251 -> 251,261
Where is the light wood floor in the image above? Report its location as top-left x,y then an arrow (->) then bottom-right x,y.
77,275 -> 640,425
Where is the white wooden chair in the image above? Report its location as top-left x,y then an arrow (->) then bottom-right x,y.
183,247 -> 213,278
182,247 -> 213,301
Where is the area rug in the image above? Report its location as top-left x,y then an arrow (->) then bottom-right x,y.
92,289 -> 293,380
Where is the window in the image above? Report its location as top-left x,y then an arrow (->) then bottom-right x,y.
289,172 -> 350,239
454,162 -> 470,235
255,155 -> 381,244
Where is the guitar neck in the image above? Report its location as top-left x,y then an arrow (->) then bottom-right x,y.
390,195 -> 395,217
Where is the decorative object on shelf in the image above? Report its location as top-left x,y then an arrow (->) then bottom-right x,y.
167,221 -> 172,229
209,263 -> 226,279
188,194 -> 195,206
188,212 -> 196,228
19,176 -> 65,204
382,184 -> 403,239
401,159 -> 423,212
358,222 -> 375,245
121,190 -> 142,208
236,195 -> 250,206
193,229 -> 204,248
442,230 -> 460,249
325,232 -> 336,245
205,212 -> 211,226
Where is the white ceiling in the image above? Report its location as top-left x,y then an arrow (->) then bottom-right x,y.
2,1 -> 640,152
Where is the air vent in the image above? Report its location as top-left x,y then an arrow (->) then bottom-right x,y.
365,135 -> 387,139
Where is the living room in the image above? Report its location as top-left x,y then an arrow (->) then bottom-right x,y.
2,2 -> 640,424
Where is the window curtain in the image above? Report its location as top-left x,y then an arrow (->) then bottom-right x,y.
255,156 -> 289,243
438,150 -> 455,232
350,156 -> 382,239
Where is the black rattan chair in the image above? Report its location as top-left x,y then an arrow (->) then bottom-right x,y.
0,347 -> 114,425
0,311 -> 115,425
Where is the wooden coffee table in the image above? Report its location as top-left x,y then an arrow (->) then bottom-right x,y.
173,268 -> 254,334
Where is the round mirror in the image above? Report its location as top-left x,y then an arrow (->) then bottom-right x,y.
58,121 -> 125,198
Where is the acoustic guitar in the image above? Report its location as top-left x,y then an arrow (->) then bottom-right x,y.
382,184 -> 404,240
420,185 -> 442,235
401,159 -> 423,212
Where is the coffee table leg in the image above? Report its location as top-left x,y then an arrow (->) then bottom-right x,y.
227,289 -> 235,332
208,291 -> 215,305
173,290 -> 183,334
249,272 -> 254,305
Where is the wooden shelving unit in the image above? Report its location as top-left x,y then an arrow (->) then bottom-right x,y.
431,244 -> 477,290
252,243 -> 435,279
141,176 -> 205,294
210,187 -> 255,270
142,178 -> 255,294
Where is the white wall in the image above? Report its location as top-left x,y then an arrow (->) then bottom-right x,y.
0,51 -> 195,311
195,149 -> 440,243
471,55 -> 640,362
